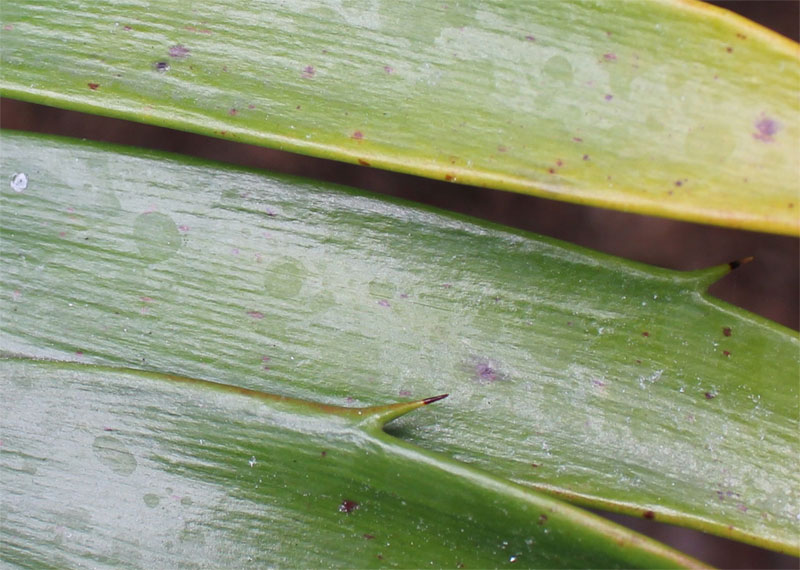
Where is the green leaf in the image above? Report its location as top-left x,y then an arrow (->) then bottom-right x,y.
1,1 -> 797,234
2,356 -> 710,568
2,130 -> 797,558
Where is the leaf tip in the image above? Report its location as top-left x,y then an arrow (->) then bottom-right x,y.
422,393 -> 449,405
728,256 -> 754,271
358,393 -> 449,429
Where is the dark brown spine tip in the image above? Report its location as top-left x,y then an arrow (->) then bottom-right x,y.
422,394 -> 449,405
728,256 -> 754,271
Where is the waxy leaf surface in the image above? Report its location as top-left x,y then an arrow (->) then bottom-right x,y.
1,131 -> 797,556
2,358 -> 706,568
1,0 -> 798,233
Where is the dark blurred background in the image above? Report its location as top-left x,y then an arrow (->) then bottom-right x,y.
2,1 -> 798,568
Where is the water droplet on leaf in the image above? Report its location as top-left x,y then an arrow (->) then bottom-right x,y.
10,172 -> 27,192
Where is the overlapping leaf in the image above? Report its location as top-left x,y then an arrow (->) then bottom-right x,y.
1,357 -> 706,568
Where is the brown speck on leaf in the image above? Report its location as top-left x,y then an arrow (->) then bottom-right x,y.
338,499 -> 359,513
497,145 -> 508,152
582,154 -> 590,161
573,137 -> 583,142
642,331 -> 650,337
705,392 -> 716,400
525,35 -> 536,42
736,33 -> 747,40
302,65 -> 315,78
228,108 -> 238,116
122,25 -> 132,31
248,104 -> 255,109
556,159 -> 563,167
445,174 -> 455,181
603,53 -> 617,62
547,168 -> 556,174
321,450 -> 327,457
643,510 -> 655,520
538,514 -> 548,525
753,115 -> 779,142
725,46 -> 733,53
723,350 -> 731,357
530,463 -> 539,468
363,534 -> 375,540
722,327 -> 732,337
358,159 -> 370,166
675,179 -> 685,187
168,44 -> 190,58
87,83 -> 99,90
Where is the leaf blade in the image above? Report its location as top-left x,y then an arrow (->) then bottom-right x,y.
1,357 -> 707,569
1,0 -> 797,233
1,130 -> 798,554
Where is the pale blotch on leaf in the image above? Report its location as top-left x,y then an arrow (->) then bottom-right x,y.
684,124 -> 735,164
132,212 -> 181,263
542,55 -> 573,86
264,258 -> 307,300
143,493 -> 160,508
92,435 -> 137,475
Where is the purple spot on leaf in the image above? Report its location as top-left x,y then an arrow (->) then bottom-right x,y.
247,310 -> 264,319
474,360 -> 501,383
168,44 -> 190,58
302,65 -> 315,78
377,299 -> 391,308
753,115 -> 779,142
603,53 -> 617,61
604,94 -> 613,101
